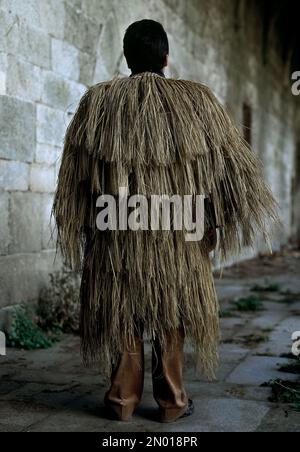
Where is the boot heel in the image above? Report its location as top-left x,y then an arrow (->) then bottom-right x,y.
160,399 -> 194,423
106,403 -> 135,422
160,406 -> 187,423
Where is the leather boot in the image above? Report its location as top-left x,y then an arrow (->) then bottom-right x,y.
105,337 -> 144,421
152,328 -> 189,423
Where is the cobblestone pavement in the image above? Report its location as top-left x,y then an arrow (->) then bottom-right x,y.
0,250 -> 299,432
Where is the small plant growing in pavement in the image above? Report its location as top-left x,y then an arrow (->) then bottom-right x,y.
251,280 -> 281,293
219,309 -> 236,318
279,358 -> 300,375
263,379 -> 300,412
233,295 -> 263,312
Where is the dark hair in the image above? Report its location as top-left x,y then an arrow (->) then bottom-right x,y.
123,20 -> 169,73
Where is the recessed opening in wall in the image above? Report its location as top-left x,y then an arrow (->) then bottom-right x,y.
243,102 -> 252,146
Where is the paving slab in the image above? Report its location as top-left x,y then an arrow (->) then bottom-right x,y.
154,399 -> 270,432
257,317 -> 300,356
0,399 -> 54,430
226,356 -> 300,385
257,407 -> 300,432
248,310 -> 288,331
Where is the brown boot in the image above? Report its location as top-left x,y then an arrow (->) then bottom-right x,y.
152,328 -> 190,423
105,337 -> 144,421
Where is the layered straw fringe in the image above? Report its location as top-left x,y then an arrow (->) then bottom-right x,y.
53,73 -> 279,379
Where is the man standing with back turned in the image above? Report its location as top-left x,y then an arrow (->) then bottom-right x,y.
53,20 -> 278,423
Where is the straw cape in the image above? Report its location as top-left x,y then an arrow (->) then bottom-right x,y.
53,72 -> 278,379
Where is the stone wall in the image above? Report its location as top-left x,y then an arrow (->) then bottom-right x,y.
0,0 -> 299,309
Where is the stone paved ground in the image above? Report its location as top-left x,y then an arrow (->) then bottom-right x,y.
0,250 -> 299,432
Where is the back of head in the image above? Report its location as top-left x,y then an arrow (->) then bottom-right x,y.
123,19 -> 169,74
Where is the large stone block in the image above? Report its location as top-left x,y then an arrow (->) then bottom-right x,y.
81,0 -> 112,23
51,38 -> 80,80
0,160 -> 29,191
9,192 -> 43,254
93,57 -> 110,83
6,56 -> 42,102
1,0 -> 65,40
41,71 -> 86,113
0,0 -> 41,29
30,164 -> 56,193
35,143 -> 61,166
1,11 -> 49,66
0,52 -> 7,72
38,0 -> 66,40
65,0 -> 82,9
0,192 -> 10,255
78,51 -> 96,86
41,193 -> 56,250
0,53 -> 7,94
17,22 -> 51,69
0,70 -> 5,95
0,50 -> 7,67
37,105 -> 69,147
96,13 -> 122,77
0,250 -> 62,307
64,2 -> 102,54
111,0 -> 146,34
55,154 -> 62,181
0,96 -> 36,162
118,56 -> 130,77
92,9 -> 127,83
0,10 -> 19,55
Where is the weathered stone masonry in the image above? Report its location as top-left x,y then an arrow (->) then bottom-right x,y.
0,0 -> 299,310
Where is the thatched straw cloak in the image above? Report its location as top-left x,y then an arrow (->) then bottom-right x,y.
53,72 -> 278,379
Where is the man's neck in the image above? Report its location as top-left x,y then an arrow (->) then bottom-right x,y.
130,69 -> 165,78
